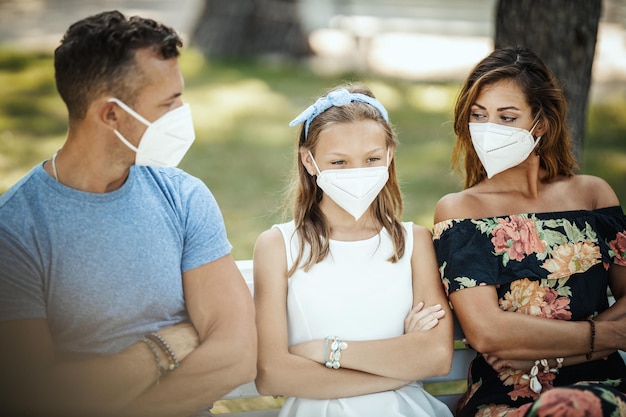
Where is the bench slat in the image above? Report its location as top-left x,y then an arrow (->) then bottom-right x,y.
215,410 -> 280,417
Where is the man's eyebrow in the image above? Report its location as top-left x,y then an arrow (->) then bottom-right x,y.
165,92 -> 182,101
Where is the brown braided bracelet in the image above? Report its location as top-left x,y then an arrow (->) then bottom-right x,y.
585,318 -> 596,361
147,332 -> 180,372
141,336 -> 165,382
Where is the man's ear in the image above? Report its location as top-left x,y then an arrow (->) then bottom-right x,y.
95,98 -> 121,129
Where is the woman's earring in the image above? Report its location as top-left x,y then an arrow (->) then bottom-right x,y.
535,148 -> 540,157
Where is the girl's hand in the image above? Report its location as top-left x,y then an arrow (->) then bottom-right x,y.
404,302 -> 445,333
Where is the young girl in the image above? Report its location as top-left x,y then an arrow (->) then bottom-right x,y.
252,85 -> 454,417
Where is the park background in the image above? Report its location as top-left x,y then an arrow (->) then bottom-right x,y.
0,0 -> 625,413
1,0 -> 625,262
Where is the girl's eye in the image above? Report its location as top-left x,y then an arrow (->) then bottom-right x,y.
501,115 -> 517,123
470,113 -> 486,121
367,157 -> 381,163
331,160 -> 346,166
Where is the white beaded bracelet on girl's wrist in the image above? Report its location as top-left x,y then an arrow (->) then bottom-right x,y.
324,336 -> 348,369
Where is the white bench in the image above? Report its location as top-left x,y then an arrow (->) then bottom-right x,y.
210,260 -> 473,416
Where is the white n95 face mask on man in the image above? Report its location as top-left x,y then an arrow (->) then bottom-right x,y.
309,151 -> 390,221
469,121 -> 540,179
108,98 -> 196,167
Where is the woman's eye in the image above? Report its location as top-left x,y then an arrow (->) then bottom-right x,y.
367,157 -> 381,163
331,160 -> 346,166
470,113 -> 485,121
501,115 -> 517,123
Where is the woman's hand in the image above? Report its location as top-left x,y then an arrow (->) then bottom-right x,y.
404,301 -> 445,333
482,353 -> 534,373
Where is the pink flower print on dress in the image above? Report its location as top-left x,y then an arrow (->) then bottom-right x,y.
491,216 -> 546,262
541,288 -> 571,320
534,387 -> 602,417
609,231 -> 626,266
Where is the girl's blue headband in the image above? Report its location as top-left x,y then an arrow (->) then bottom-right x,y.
289,88 -> 389,140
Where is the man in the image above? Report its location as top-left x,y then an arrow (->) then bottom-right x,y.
0,10 -> 256,417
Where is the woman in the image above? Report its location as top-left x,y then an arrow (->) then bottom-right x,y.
253,85 -> 454,417
433,46 -> 626,417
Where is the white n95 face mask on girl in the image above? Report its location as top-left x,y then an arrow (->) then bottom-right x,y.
108,98 -> 196,167
309,151 -> 390,221
469,121 -> 540,179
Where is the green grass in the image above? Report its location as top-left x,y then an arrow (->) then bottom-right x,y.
1,47 -> 625,262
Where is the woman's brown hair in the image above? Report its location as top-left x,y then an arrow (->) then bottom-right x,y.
452,46 -> 578,189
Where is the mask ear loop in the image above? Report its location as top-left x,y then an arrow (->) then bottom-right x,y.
529,119 -> 542,156
307,150 -> 322,175
108,98 -> 151,127
108,98 -> 152,153
529,120 -> 540,135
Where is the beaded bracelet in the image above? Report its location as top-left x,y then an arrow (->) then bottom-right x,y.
323,336 -> 331,364
141,336 -> 165,381
585,318 -> 596,361
324,336 -> 348,369
147,332 -> 180,372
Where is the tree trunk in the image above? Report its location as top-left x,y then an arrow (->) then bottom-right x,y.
494,0 -> 602,164
190,0 -> 311,59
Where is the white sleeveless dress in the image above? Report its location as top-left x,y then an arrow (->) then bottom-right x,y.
273,221 -> 453,417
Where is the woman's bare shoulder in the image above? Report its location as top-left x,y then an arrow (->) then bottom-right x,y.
567,174 -> 620,208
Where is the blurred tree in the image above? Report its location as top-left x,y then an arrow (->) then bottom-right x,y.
191,0 -> 311,58
494,0 -> 602,163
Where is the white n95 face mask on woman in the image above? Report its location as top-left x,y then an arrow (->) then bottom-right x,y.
309,151 -> 390,221
469,122 -> 540,179
108,98 -> 196,167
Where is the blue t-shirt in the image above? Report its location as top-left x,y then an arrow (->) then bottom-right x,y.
0,164 -> 232,355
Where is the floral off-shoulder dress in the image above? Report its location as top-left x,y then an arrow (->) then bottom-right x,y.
433,206 -> 626,417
